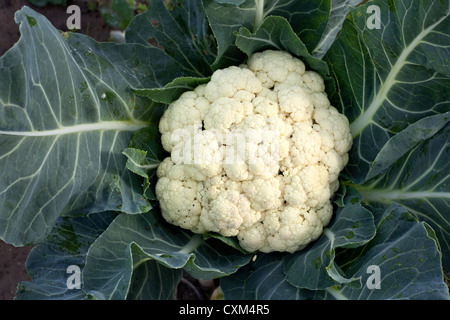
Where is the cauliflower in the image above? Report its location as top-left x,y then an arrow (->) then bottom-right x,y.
155,50 -> 353,253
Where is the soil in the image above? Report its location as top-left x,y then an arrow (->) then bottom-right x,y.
0,240 -> 33,300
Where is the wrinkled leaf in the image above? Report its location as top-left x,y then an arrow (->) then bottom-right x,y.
312,0 -> 362,58
204,0 -> 331,68
127,260 -> 182,300
222,205 -> 449,300
15,212 -> 117,300
355,123 -> 450,270
125,0 -> 216,77
82,210 -> 252,300
0,8 -> 163,246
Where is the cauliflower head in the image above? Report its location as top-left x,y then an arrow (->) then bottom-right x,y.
155,50 -> 353,253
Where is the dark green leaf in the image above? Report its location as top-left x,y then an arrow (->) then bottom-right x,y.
15,212 -> 117,300
221,253 -> 329,299
312,0 -> 362,58
125,0 -> 216,77
338,205 -> 449,300
0,8 -> 163,246
82,210 -> 251,300
222,205 -> 449,300
204,0 -> 331,68
355,124 -> 450,270
325,0 -> 450,183
127,260 -> 182,300
132,76 -> 210,104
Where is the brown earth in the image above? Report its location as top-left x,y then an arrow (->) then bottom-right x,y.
0,240 -> 33,300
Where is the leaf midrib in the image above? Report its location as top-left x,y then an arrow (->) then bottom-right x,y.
349,12 -> 449,138
358,190 -> 450,202
0,120 -> 149,137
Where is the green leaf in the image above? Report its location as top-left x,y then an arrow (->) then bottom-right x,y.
221,253 -> 329,299
124,125 -> 168,201
354,123 -> 450,270
82,210 -> 252,300
324,0 -> 450,183
203,0 -> 252,68
213,0 -> 246,5
15,212 -> 117,300
365,112 -> 450,181
337,205 -> 449,300
204,0 -> 331,68
0,8 -> 169,245
127,260 -> 182,300
312,0 -> 362,58
257,0 -> 331,54
122,148 -> 160,179
125,0 -> 216,77
67,29 -> 190,94
222,205 -> 449,300
122,147 -> 160,201
324,0 -> 450,270
132,76 -> 210,104
203,232 -> 250,255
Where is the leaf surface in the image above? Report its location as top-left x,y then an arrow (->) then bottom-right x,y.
222,204 -> 449,300
82,210 -> 251,300
125,0 -> 216,77
0,8 -> 172,245
15,212 -> 117,300
324,0 -> 450,269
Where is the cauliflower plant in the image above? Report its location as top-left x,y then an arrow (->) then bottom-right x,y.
155,50 -> 353,253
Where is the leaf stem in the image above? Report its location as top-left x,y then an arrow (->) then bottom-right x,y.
254,0 -> 265,32
0,120 -> 149,137
357,190 -> 450,202
325,286 -> 349,300
178,234 -> 203,254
